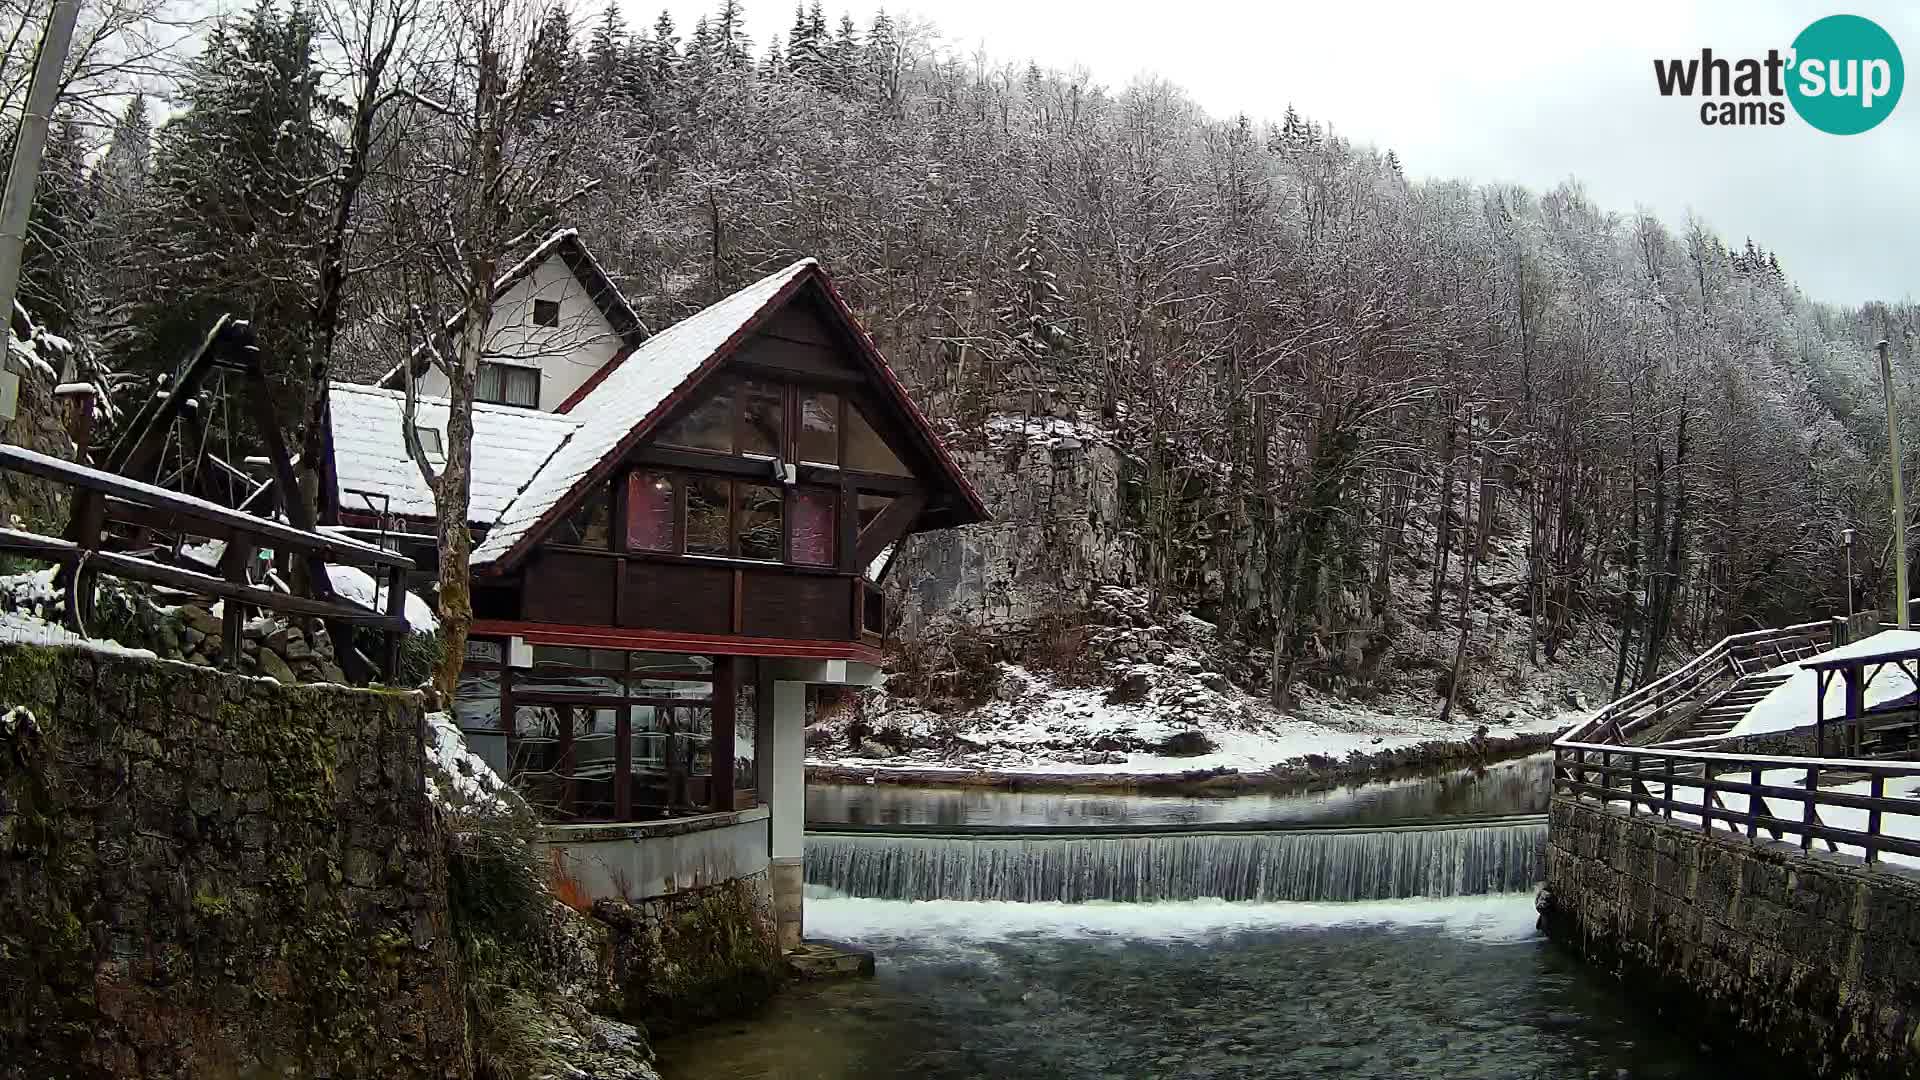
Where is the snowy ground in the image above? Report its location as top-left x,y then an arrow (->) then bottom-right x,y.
811,661 -> 1578,780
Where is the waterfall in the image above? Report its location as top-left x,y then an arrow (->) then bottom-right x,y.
805,820 -> 1546,903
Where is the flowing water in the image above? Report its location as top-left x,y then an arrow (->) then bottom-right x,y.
805,820 -> 1545,902
658,757 -> 1723,1079
658,893 -> 1722,1080
806,752 -> 1552,829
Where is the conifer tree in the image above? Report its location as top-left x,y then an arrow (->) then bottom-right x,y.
19,120 -> 91,335
587,0 -> 625,94
123,0 -> 332,431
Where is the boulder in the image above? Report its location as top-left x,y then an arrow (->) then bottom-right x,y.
257,649 -> 296,685
181,605 -> 222,637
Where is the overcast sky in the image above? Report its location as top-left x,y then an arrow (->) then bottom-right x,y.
642,0 -> 1919,307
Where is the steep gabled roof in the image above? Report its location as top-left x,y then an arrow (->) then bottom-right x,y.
329,382 -> 580,524
470,259 -> 989,573
377,229 -> 646,389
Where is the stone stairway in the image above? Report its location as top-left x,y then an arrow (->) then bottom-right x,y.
1679,669 -> 1796,741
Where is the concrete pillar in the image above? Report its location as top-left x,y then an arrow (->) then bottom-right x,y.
768,679 -> 806,951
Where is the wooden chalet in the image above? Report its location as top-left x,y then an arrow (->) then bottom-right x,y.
323,235 -> 986,861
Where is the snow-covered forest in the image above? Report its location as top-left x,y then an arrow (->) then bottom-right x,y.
5,0 -> 1914,727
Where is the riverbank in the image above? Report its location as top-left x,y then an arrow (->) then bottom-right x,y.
807,728 -> 1562,795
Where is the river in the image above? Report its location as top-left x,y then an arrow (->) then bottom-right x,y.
659,755 -> 1724,1079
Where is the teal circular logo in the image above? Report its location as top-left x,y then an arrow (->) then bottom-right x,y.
1788,15 -> 1903,134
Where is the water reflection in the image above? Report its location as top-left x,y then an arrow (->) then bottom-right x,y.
657,895 -> 1724,1080
806,753 -> 1551,829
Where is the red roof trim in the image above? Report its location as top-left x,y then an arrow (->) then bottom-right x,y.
472,620 -> 884,663
554,343 -> 635,414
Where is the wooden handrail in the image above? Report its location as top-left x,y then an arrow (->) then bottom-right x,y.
1564,620 -> 1834,746
0,445 -> 416,684
1553,740 -> 1920,864
0,444 -> 409,567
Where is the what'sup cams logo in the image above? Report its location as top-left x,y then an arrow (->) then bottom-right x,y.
1654,14 -> 1903,134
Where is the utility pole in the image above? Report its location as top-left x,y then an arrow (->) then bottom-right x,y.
0,0 -> 82,336
1879,339 -> 1909,628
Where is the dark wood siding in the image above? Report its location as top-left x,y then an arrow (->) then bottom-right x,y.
761,301 -> 837,346
623,560 -> 733,635
731,332 -> 857,381
522,551 -> 615,624
741,569 -> 850,640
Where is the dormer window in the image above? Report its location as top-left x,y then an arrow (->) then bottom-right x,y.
532,298 -> 561,327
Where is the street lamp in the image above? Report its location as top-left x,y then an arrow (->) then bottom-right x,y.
1878,339 -> 1909,629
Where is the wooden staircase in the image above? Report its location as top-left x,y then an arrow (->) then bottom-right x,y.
1675,669 -> 1796,741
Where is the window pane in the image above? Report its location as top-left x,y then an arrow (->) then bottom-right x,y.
799,391 -> 839,465
531,645 -> 626,671
518,646 -> 623,697
740,379 -> 783,457
552,488 -> 610,547
505,366 -> 540,407
465,638 -> 504,664
532,298 -> 560,326
630,652 -> 714,677
454,667 -> 502,729
660,384 -> 734,452
476,362 -> 504,403
630,676 -> 712,700
857,492 -> 893,532
792,488 -> 836,566
737,484 -> 783,561
846,405 -> 911,475
686,477 -> 730,555
627,471 -> 678,552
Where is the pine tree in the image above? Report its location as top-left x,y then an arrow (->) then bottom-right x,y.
123,0 -> 332,432
522,6 -> 578,120
19,119 -> 91,335
713,0 -> 750,69
650,11 -> 680,93
999,222 -> 1072,375
587,0 -> 626,94
829,12 -> 859,94
786,3 -> 813,75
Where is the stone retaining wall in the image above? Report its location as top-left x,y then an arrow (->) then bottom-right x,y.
1541,794 -> 1920,1079
0,643 -> 466,1079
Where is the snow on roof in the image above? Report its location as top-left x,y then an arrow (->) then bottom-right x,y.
328,382 -> 580,524
470,259 -> 816,566
1728,629 -> 1920,738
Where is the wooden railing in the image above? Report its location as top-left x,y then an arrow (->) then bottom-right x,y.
1552,741 -> 1920,865
0,443 -> 414,681
1561,621 -> 1835,747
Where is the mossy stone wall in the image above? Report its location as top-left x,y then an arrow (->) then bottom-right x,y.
594,873 -> 784,1038
1543,794 -> 1920,1080
0,643 -> 468,1079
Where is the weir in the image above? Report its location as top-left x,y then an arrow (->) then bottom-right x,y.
805,814 -> 1546,903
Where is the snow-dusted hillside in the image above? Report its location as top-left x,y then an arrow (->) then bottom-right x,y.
812,660 -> 1575,779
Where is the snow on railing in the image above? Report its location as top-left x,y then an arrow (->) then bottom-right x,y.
0,444 -> 415,683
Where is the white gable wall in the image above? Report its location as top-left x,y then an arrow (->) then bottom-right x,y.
416,255 -> 625,411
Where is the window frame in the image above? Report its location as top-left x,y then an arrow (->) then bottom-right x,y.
476,359 -> 541,409
531,297 -> 561,327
